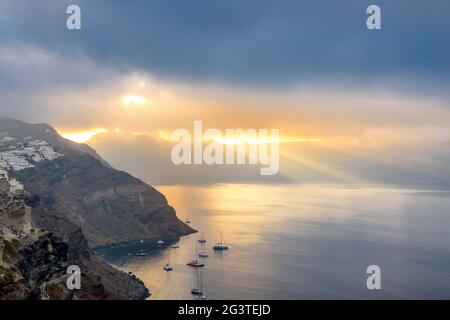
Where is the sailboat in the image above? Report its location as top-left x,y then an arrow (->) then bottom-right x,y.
163,263 -> 173,271
163,253 -> 173,271
187,243 -> 205,267
213,231 -> 229,251
187,260 -> 204,267
191,270 -> 204,296
185,212 -> 191,224
198,240 -> 208,258
197,229 -> 206,243
136,250 -> 147,257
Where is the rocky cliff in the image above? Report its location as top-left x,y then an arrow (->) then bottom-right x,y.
0,118 -> 194,248
0,118 -> 194,299
0,179 -> 149,300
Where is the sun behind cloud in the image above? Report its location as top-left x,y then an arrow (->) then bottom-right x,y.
121,94 -> 148,107
59,128 -> 107,143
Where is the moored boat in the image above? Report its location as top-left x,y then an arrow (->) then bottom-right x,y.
197,229 -> 206,243
187,260 -> 205,267
191,270 -> 204,296
213,243 -> 229,251
213,232 -> 229,251
163,263 -> 173,271
163,253 -> 173,271
136,252 -> 147,257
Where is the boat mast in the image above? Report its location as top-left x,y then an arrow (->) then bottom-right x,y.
196,270 -> 201,292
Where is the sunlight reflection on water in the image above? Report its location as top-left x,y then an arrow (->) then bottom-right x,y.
98,184 -> 450,299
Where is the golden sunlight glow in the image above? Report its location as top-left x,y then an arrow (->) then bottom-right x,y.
157,130 -> 323,145
214,136 -> 323,145
158,130 -> 173,142
121,94 -> 147,106
59,128 -> 107,143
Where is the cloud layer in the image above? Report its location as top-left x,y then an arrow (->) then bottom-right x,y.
1,1 -> 450,188
1,0 -> 450,91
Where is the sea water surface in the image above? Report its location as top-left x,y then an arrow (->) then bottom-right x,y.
95,184 -> 450,299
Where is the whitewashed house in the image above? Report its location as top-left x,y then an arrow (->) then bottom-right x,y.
0,169 -> 8,180
8,178 -> 24,196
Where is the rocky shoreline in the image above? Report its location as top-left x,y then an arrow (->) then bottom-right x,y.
0,182 -> 150,300
0,118 -> 193,300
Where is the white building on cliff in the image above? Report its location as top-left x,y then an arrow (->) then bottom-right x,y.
8,178 -> 24,196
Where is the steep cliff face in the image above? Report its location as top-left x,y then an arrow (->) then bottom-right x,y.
19,150 -> 193,247
0,180 -> 149,300
0,118 -> 193,299
0,118 -> 194,248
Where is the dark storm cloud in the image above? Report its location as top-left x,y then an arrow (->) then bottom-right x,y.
1,0 -> 450,90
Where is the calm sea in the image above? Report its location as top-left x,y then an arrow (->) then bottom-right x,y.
95,184 -> 450,299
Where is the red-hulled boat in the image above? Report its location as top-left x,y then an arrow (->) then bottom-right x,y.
187,260 -> 205,268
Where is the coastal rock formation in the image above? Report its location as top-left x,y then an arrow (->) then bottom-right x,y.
0,178 -> 148,300
0,118 -> 193,299
0,118 -> 194,247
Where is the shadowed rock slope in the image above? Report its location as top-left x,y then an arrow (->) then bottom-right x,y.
0,118 -> 194,248
0,179 -> 149,300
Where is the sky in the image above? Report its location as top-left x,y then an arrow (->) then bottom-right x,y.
1,0 -> 450,187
